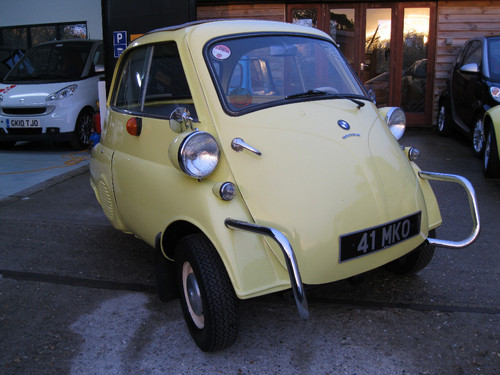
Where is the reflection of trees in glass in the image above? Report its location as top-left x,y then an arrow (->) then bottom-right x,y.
330,13 -> 354,31
366,27 -> 390,75
0,22 -> 87,50
0,28 -> 28,49
403,31 -> 427,70
31,26 -> 56,46
293,9 -> 317,28
61,24 -> 87,40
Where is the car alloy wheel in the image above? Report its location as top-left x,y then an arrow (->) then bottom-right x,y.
473,117 -> 485,157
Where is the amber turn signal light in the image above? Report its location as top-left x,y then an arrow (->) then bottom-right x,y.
126,117 -> 142,136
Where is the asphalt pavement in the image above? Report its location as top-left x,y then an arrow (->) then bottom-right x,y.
0,130 -> 499,375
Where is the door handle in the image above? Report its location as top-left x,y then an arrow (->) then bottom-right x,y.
231,138 -> 262,156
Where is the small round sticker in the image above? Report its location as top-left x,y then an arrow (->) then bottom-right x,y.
212,45 -> 231,60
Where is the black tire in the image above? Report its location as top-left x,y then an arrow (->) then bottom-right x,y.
0,141 -> 16,149
70,109 -> 93,150
175,233 -> 239,352
386,230 -> 436,275
435,102 -> 453,136
472,114 -> 485,158
483,125 -> 500,178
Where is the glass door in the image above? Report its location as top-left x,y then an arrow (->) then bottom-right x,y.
289,2 -> 435,125
400,7 -> 433,123
363,7 -> 393,107
328,7 -> 359,71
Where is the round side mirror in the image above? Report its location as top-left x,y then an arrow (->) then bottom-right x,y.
169,107 -> 193,133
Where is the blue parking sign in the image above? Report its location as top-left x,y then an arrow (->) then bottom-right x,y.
113,31 -> 127,58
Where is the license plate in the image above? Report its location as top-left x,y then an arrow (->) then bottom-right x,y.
7,118 -> 41,128
339,212 -> 421,262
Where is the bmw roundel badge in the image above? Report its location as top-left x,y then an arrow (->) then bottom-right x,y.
338,120 -> 350,130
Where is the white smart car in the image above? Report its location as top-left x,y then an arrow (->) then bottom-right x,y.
0,39 -> 103,149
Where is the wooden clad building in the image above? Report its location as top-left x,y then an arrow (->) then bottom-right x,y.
197,1 -> 500,126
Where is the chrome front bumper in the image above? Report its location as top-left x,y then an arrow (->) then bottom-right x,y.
224,218 -> 309,320
419,171 -> 480,248
225,171 -> 480,319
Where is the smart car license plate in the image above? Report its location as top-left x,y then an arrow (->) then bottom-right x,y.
339,212 -> 421,262
7,118 -> 41,128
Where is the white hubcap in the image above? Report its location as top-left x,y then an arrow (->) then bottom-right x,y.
182,261 -> 204,329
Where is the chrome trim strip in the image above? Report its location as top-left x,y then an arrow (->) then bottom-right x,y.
224,218 -> 309,319
418,171 -> 480,248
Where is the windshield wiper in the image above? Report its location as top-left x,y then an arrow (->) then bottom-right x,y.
285,89 -> 366,109
285,89 -> 328,100
331,94 -> 366,109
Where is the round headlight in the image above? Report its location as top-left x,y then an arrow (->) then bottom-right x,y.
172,131 -> 220,178
385,107 -> 406,140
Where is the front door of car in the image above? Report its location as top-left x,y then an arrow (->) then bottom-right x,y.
107,41 -> 199,238
452,40 -> 482,130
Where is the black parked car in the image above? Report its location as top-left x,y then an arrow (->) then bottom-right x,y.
436,36 -> 500,157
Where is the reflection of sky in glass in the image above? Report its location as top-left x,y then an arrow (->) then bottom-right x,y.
404,9 -> 430,44
366,8 -> 430,43
366,9 -> 391,42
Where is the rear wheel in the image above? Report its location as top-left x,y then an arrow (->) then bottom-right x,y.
484,125 -> 500,178
386,230 -> 435,275
155,247 -> 178,302
175,233 -> 239,352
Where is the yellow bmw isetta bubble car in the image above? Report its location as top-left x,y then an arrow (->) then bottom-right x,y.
90,20 -> 480,351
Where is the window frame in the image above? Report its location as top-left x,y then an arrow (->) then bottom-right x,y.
110,41 -> 197,120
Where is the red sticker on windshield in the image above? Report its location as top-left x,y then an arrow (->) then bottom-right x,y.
212,45 -> 231,60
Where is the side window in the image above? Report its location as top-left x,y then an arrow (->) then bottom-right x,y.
462,41 -> 482,67
92,44 -> 104,67
112,45 -> 149,111
112,42 -> 196,119
145,43 -> 191,101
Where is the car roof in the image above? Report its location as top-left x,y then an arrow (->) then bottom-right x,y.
133,19 -> 330,47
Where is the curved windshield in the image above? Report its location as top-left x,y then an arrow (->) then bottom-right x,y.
205,34 -> 367,115
4,41 -> 92,83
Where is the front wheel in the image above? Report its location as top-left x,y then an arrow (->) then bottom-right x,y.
472,115 -> 485,158
484,125 -> 500,178
70,109 -> 93,150
175,234 -> 239,352
435,103 -> 453,136
386,230 -> 435,275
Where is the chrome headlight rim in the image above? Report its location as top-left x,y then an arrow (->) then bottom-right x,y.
385,107 -> 406,140
178,131 -> 220,179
